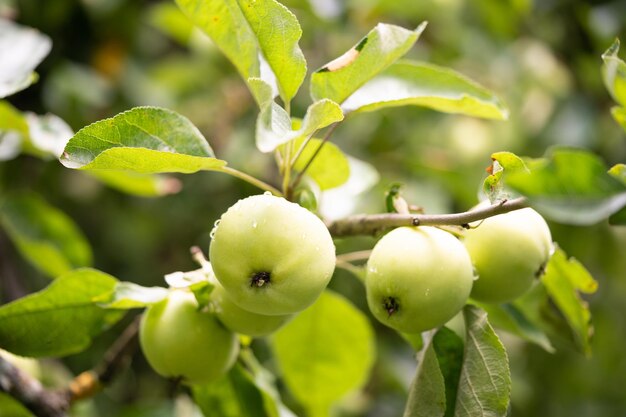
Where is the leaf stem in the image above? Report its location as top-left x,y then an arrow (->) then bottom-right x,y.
218,166 -> 283,197
326,197 -> 529,237
289,122 -> 340,194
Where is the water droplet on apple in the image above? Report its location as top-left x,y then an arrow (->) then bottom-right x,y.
263,191 -> 272,196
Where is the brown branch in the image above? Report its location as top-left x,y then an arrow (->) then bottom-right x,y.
0,316 -> 141,416
0,355 -> 69,417
326,197 -> 529,237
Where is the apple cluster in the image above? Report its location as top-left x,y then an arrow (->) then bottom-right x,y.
365,203 -> 553,334
139,195 -> 552,384
139,194 -> 336,384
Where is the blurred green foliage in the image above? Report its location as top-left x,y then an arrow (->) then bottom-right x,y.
1,0 -> 626,416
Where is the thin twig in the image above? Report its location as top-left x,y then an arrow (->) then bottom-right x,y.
217,166 -> 282,196
326,197 -> 529,237
0,355 -> 69,417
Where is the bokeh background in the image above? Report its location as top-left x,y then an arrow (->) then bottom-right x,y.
1,0 -> 626,416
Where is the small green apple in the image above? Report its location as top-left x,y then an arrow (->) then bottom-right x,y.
139,289 -> 238,385
209,194 -> 336,315
463,204 -> 552,303
366,226 -> 474,334
211,283 -> 293,337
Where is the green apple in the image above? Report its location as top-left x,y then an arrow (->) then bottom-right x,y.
211,283 -> 293,337
139,289 -> 238,385
366,226 -> 474,334
463,204 -> 552,303
209,194 -> 336,315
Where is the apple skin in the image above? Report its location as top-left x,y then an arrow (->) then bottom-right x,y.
139,290 -> 238,385
209,194 -> 336,315
211,282 -> 293,337
366,226 -> 474,334
463,205 -> 552,303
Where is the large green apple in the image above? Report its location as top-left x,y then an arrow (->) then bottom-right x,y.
209,194 -> 336,315
366,226 -> 474,334
463,205 -> 552,303
139,289 -> 238,385
211,282 -> 293,337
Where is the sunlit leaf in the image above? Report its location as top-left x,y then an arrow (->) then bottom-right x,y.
256,98 -> 343,153
610,106 -> 626,133
0,269 -> 123,357
454,305 -> 511,417
0,194 -> 92,278
60,107 -> 226,174
342,61 -> 508,119
505,147 -> 626,225
311,22 -> 426,104
175,0 -> 306,104
98,282 -> 169,309
287,136 -> 350,190
0,19 -> 51,98
541,246 -> 597,355
271,290 -> 375,416
602,39 -> 626,107
24,112 -> 73,158
0,101 -> 28,160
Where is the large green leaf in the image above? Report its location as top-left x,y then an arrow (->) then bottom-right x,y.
454,305 -> 510,417
541,246 -> 597,356
0,268 -> 123,357
0,194 -> 92,278
602,39 -> 626,107
311,22 -> 426,104
271,290 -> 375,416
0,19 -> 51,98
175,0 -> 306,104
256,98 -> 343,153
505,148 -> 626,225
286,136 -> 350,190
403,332 -> 446,417
342,61 -> 508,119
60,107 -> 226,174
403,308 -> 510,417
97,282 -> 170,309
196,349 -> 300,417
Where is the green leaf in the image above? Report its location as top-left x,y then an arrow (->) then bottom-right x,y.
454,305 -> 511,417
610,106 -> 626,133
86,171 -> 181,197
0,268 -> 123,357
601,39 -> 626,107
342,60 -> 509,119
288,137 -> 350,190
0,100 -> 28,160
311,22 -> 426,104
238,0 -> 306,103
148,2 -> 196,45
433,328 -> 465,417
505,147 -> 626,225
271,290 -> 375,416
0,19 -> 51,98
0,393 -> 33,417
193,363 -> 282,417
98,282 -> 169,309
541,246 -> 597,355
0,194 -> 93,278
403,331 -> 446,417
482,151 -> 529,202
60,107 -> 226,174
256,98 -> 343,153
476,302 -> 554,353
175,0 -> 306,104
607,164 -> 626,224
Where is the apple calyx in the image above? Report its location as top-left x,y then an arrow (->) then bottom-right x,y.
251,271 -> 271,287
